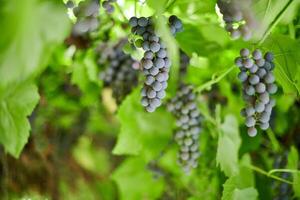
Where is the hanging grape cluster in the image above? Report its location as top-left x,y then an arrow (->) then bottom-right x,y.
235,48 -> 278,136
71,0 -> 100,36
102,0 -> 115,14
97,41 -> 140,104
129,15 -> 183,112
217,0 -> 257,41
167,85 -> 202,173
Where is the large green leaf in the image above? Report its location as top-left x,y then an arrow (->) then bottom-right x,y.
111,157 -> 165,200
0,83 -> 39,157
216,115 -> 241,177
176,24 -> 226,57
0,0 -> 70,157
233,187 -> 258,200
263,35 -> 300,95
0,0 -> 71,93
222,175 -> 258,200
253,0 -> 298,40
113,88 -> 174,159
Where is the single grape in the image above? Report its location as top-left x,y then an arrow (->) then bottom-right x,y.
245,117 -> 256,127
240,48 -> 250,57
150,42 -> 160,52
264,52 -> 274,61
260,123 -> 269,130
249,74 -> 260,85
235,57 -> 243,67
255,83 -> 266,93
252,49 -> 262,60
267,84 -> 278,94
248,127 -> 257,137
243,58 -> 254,68
238,71 -> 248,82
138,17 -> 149,27
255,101 -> 265,113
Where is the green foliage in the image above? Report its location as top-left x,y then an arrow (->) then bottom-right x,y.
264,35 -> 300,95
217,115 -> 241,177
0,0 -> 299,199
111,158 -> 165,200
0,84 -> 39,157
113,88 -> 174,159
0,0 -> 70,157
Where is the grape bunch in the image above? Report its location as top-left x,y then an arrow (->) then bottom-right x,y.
217,0 -> 257,41
167,85 -> 202,173
102,0 -> 115,14
235,48 -> 278,137
168,15 -> 184,35
97,41 -> 140,104
129,16 -> 183,112
71,0 -> 100,36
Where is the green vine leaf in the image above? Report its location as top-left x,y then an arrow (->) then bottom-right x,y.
263,34 -> 300,95
217,115 -> 241,177
113,88 -> 174,159
0,83 -> 39,157
111,157 -> 165,200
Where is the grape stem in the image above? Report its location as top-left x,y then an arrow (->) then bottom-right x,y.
194,65 -> 235,93
268,168 -> 300,176
245,164 -> 294,184
258,0 -> 295,45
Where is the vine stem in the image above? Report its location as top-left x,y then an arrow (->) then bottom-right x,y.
258,0 -> 295,45
245,164 -> 294,184
194,65 -> 235,93
268,168 -> 300,176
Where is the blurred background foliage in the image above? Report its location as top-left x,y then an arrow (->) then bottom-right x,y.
0,0 -> 300,199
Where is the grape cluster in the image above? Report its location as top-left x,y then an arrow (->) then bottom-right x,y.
167,85 -> 202,173
97,41 -> 139,103
129,16 -> 183,112
102,0 -> 115,14
235,48 -> 278,137
217,0 -> 256,41
71,0 -> 100,36
168,15 -> 184,35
